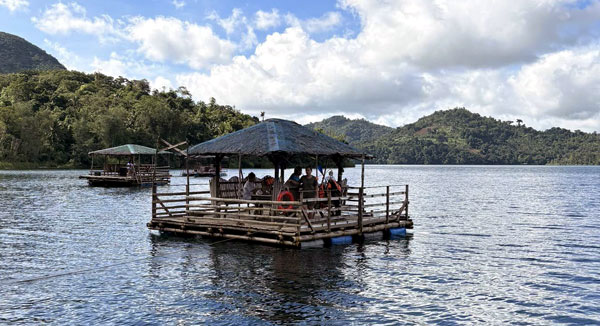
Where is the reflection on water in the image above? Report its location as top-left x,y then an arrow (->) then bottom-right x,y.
144,233 -> 413,325
1,167 -> 599,324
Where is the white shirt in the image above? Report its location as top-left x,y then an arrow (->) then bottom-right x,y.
242,180 -> 255,200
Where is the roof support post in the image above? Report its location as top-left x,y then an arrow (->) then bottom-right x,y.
360,154 -> 365,189
214,154 -> 222,197
185,147 -> 190,215
237,154 -> 242,177
358,154 -> 365,235
152,138 -> 158,218
315,155 -> 319,181
238,154 -> 243,198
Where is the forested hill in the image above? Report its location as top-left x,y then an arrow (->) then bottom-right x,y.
0,32 -> 65,73
0,70 -> 257,167
306,115 -> 393,146
0,69 -> 598,167
310,108 -> 600,165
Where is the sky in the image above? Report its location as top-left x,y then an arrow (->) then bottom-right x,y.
1,0 -> 600,132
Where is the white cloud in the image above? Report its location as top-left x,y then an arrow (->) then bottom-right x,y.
284,11 -> 343,34
207,8 -> 244,35
339,0 -> 600,69
380,47 -> 600,130
91,52 -> 129,77
172,0 -> 185,9
0,0 -> 28,12
32,2 -> 120,41
176,27 -> 424,120
151,76 -> 174,91
33,2 -> 236,69
255,9 -> 280,30
90,52 -> 168,81
173,0 -> 600,131
125,16 -> 236,69
511,48 -> 600,121
43,39 -> 86,70
241,25 -> 258,50
29,1 -> 600,131
303,11 -> 342,33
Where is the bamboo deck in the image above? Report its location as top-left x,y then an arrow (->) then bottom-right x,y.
80,165 -> 170,187
148,184 -> 413,247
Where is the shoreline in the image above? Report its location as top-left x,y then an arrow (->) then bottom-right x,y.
2,162 -> 599,170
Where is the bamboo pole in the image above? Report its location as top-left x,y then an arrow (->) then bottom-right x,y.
238,154 -> 242,180
214,155 -> 222,198
187,196 -> 301,206
385,185 -> 390,224
405,184 -> 409,219
153,226 -> 298,247
336,157 -> 343,183
315,155 -> 319,181
358,154 -> 365,234
327,189 -> 331,232
152,138 -> 158,219
185,146 -> 190,215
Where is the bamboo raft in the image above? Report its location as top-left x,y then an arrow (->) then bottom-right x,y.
80,164 -> 170,186
147,119 -> 413,247
148,183 -> 412,247
79,144 -> 171,187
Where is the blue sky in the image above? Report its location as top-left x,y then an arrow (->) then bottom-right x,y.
1,0 -> 600,131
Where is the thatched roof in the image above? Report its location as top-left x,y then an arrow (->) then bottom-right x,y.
89,144 -> 170,156
188,119 -> 368,159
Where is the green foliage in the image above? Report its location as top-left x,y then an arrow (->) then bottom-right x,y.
310,108 -> 600,165
0,32 -> 65,73
0,70 -> 258,167
307,115 -> 393,146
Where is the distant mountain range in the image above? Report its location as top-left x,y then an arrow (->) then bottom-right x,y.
0,32 -> 65,74
309,108 -> 600,165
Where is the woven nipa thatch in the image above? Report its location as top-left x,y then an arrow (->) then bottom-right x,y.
188,119 -> 369,159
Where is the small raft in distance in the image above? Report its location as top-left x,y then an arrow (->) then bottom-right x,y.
79,144 -> 171,187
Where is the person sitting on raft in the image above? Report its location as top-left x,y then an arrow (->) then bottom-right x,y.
322,170 -> 343,216
242,172 -> 258,200
300,167 -> 318,217
323,170 -> 334,184
285,167 -> 302,200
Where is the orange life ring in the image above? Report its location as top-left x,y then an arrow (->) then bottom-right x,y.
277,191 -> 294,210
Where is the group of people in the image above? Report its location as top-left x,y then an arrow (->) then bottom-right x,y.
285,167 -> 318,206
241,167 -> 342,217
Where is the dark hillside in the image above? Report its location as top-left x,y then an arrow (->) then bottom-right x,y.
0,32 -> 65,73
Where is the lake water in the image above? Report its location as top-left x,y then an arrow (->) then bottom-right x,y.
0,166 -> 599,325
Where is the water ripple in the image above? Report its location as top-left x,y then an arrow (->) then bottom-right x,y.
1,167 -> 599,324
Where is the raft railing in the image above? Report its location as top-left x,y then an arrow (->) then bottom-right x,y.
296,184 -> 409,234
150,183 -> 409,245
88,164 -> 170,183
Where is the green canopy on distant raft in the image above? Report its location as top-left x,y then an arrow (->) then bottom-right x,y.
88,144 -> 170,156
